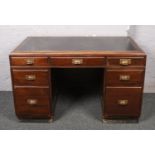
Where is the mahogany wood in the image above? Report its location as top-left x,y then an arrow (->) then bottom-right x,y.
14,87 -> 50,96
49,57 -> 106,67
10,57 -> 49,66
104,87 -> 142,118
12,69 -> 49,86
107,57 -> 146,67
105,69 -> 145,86
9,37 -> 146,121
15,96 -> 51,117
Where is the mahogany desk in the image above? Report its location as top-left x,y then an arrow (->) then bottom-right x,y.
9,37 -> 146,121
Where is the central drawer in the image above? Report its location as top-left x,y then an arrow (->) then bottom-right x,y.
12,69 -> 49,86
49,57 -> 106,67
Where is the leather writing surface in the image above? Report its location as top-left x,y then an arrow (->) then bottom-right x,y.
15,37 -> 137,51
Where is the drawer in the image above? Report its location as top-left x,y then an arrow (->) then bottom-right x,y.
105,69 -> 144,86
15,96 -> 51,118
104,87 -> 142,118
12,69 -> 49,86
10,57 -> 49,66
107,57 -> 146,67
49,57 -> 105,67
14,87 -> 50,96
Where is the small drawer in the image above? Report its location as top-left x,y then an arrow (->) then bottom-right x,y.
12,69 -> 49,86
10,57 -> 49,66
49,57 -> 106,67
105,69 -> 144,86
15,96 -> 51,118
14,87 -> 50,97
107,57 -> 146,67
104,87 -> 142,118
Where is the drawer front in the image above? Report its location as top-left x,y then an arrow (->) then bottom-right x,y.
12,69 -> 49,86
104,87 -> 142,118
10,57 -> 49,66
15,96 -> 51,117
107,57 -> 145,67
14,87 -> 50,96
49,57 -> 105,67
105,70 -> 144,86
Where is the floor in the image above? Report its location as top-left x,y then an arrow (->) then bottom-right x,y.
0,91 -> 155,130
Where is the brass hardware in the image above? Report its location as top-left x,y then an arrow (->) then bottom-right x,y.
26,58 -> 34,65
118,100 -> 128,106
27,99 -> 37,105
120,75 -> 130,81
72,59 -> 83,65
120,59 -> 131,66
25,75 -> 36,81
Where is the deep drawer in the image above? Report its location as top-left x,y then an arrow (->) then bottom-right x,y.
104,87 -> 142,118
12,69 -> 49,86
10,57 -> 49,66
107,57 -> 146,67
14,96 -> 51,118
49,57 -> 106,67
105,69 -> 144,86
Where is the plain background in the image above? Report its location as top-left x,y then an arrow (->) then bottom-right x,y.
0,0 -> 155,155
0,25 -> 155,92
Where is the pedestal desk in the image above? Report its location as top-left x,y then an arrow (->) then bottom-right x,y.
9,37 -> 146,122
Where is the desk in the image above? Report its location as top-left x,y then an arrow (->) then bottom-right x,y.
9,37 -> 146,121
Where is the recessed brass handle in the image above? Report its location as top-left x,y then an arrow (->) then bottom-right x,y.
120,59 -> 131,66
118,100 -> 128,106
27,99 -> 38,105
26,58 -> 34,65
72,59 -> 83,65
120,75 -> 130,81
25,75 -> 36,81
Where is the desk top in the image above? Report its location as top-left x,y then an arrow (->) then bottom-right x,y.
11,37 -> 145,56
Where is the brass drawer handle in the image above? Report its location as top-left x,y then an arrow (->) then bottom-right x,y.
25,75 -> 36,81
118,100 -> 128,106
26,58 -> 34,65
72,59 -> 83,65
120,75 -> 130,81
27,99 -> 38,105
120,59 -> 131,66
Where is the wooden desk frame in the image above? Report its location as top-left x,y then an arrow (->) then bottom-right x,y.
9,37 -> 146,122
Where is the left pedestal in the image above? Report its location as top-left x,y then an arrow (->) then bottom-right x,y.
10,56 -> 53,120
